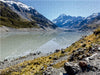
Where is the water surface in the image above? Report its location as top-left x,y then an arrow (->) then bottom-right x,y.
0,31 -> 91,61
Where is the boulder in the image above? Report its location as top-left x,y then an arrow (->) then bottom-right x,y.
82,54 -> 86,58
48,63 -> 54,66
61,50 -> 65,54
37,51 -> 41,55
98,47 -> 100,51
78,50 -> 84,55
80,41 -> 84,43
94,29 -> 100,35
4,59 -> 8,62
55,49 -> 60,53
49,56 -> 52,59
88,40 -> 91,42
86,53 -> 91,57
43,67 -> 53,75
34,62 -> 40,65
72,50 -> 76,53
79,61 -> 87,72
41,66 -> 44,70
53,56 -> 58,60
82,44 -> 86,47
69,56 -> 74,61
64,62 -> 77,75
97,56 -> 100,59
77,55 -> 83,60
33,53 -> 36,55
88,46 -> 92,51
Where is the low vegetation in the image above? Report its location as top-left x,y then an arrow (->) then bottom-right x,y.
0,1 -> 39,28
53,28 -> 100,68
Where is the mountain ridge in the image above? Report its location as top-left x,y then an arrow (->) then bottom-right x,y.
53,13 -> 100,30
0,0 -> 57,30
53,14 -> 85,28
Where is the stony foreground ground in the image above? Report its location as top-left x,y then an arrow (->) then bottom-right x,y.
44,51 -> 100,75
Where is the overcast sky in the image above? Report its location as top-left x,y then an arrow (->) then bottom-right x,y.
19,0 -> 100,20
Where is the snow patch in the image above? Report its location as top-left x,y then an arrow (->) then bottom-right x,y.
0,0 -> 34,10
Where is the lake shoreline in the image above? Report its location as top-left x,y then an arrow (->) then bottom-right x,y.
0,51 -> 49,70
0,26 -> 60,33
0,30 -> 92,70
0,29 -> 100,75
0,30 -> 91,62
0,48 -> 66,70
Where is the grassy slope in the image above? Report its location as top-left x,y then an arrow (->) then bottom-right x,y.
53,28 -> 100,68
0,1 -> 39,28
0,28 -> 100,75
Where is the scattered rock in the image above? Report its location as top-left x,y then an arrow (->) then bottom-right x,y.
55,49 -> 60,53
98,47 -> 100,51
43,67 -> 53,75
79,61 -> 87,72
49,63 -> 54,66
88,40 -> 91,42
80,41 -> 84,43
94,30 -> 100,35
82,44 -> 86,47
33,53 -> 36,55
61,50 -> 65,54
97,56 -> 100,59
34,62 -> 40,65
4,59 -> 8,62
49,56 -> 52,59
78,55 -> 83,60
41,66 -> 44,70
64,62 -> 79,75
53,57 -> 58,60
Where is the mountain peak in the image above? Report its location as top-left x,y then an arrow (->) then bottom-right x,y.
59,14 -> 67,17
3,0 -> 19,1
86,12 -> 100,20
53,14 -> 85,28
92,13 -> 100,17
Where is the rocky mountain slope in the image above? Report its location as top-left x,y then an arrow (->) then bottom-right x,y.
53,14 -> 85,28
0,1 -> 38,28
0,0 -> 57,29
53,13 -> 100,30
79,13 -> 100,31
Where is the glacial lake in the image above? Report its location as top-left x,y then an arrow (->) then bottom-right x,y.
0,31 -> 91,61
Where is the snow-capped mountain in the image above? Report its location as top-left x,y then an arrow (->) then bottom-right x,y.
79,13 -> 100,30
0,0 -> 32,10
53,13 -> 100,30
78,13 -> 100,27
0,0 -> 57,29
53,14 -> 85,28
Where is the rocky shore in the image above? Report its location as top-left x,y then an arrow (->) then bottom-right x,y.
0,26 -> 58,33
0,44 -> 100,75
0,52 -> 48,69
43,45 -> 100,75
